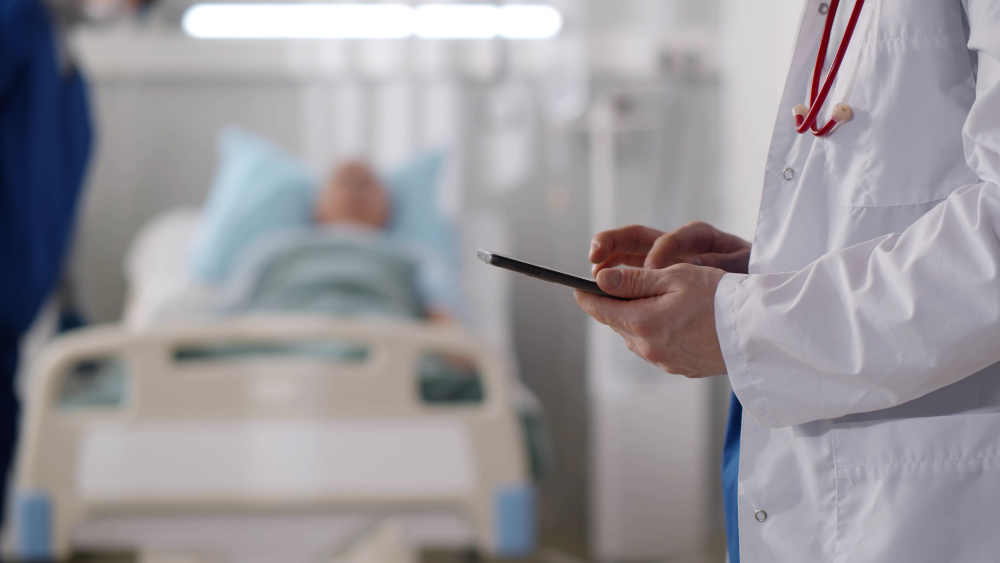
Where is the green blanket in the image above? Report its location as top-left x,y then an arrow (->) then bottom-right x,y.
234,239 -> 425,319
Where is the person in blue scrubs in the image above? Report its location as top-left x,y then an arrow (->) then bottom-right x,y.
722,395 -> 742,562
0,0 -> 146,533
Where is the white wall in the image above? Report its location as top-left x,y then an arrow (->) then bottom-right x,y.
586,0 -> 802,240
579,3 -> 805,560
717,0 -> 802,239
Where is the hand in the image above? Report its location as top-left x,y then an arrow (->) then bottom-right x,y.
575,264 -> 727,378
590,221 -> 751,275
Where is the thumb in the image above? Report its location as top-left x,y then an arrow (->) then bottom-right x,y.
596,268 -> 672,299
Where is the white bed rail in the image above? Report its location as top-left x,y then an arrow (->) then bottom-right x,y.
13,317 -> 534,561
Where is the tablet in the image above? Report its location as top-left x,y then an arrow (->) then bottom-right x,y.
477,249 -> 625,300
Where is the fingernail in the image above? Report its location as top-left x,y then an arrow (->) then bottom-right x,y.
603,269 -> 622,289
690,257 -> 704,266
590,241 -> 600,256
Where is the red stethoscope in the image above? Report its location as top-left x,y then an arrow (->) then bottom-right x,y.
793,0 -> 868,137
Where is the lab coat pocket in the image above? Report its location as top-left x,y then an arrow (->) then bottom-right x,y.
826,33 -> 977,208
831,412 -> 1000,563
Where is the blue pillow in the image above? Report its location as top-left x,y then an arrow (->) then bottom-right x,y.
190,128 -> 316,282
385,151 -> 458,267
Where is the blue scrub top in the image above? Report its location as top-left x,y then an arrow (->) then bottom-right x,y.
722,392 -> 743,563
0,0 -> 92,342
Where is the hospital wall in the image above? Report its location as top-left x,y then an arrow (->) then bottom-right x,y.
50,0 -> 800,560
66,31 -> 608,554
718,0 -> 803,239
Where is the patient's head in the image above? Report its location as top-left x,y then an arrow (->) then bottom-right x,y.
316,161 -> 391,228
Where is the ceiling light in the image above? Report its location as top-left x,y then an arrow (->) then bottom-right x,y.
181,3 -> 564,40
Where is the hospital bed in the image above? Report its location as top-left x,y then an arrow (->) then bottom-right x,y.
12,213 -> 537,563
13,315 -> 534,563
10,148 -> 538,563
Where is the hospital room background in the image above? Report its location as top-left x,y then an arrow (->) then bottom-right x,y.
12,1 -> 802,562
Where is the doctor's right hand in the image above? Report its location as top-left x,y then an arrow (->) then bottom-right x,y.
589,221 -> 751,275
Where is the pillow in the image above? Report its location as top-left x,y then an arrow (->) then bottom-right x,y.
190,128 -> 316,282
385,150 -> 458,267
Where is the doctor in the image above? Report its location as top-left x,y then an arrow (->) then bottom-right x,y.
576,0 -> 1000,561
0,0 -> 145,532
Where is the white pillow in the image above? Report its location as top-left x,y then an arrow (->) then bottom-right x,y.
122,208 -> 220,328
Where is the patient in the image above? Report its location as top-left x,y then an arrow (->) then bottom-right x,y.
223,160 -> 461,323
207,159 -> 479,403
315,161 -> 391,229
318,161 -> 455,323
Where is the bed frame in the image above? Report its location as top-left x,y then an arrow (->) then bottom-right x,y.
11,316 -> 534,562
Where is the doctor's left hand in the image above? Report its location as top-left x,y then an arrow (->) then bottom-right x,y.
575,264 -> 727,378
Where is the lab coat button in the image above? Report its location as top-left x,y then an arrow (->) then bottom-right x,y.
782,167 -> 795,181
819,3 -> 829,15
755,509 -> 768,522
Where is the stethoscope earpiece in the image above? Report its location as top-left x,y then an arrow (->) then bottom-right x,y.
831,103 -> 853,123
800,103 -> 852,125
794,0 -> 867,138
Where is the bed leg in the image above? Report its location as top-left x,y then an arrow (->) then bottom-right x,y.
491,484 -> 538,559
14,490 -> 54,562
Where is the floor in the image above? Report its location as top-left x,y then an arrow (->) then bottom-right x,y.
63,537 -> 726,563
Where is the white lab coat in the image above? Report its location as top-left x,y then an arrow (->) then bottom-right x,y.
714,0 -> 1000,561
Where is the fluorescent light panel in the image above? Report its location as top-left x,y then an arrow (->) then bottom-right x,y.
182,3 -> 563,40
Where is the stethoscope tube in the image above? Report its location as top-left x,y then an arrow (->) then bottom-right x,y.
794,0 -> 867,137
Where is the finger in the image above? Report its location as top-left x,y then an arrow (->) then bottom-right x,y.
574,289 -> 632,330
592,253 -> 647,276
644,222 -> 721,269
645,222 -> 751,269
590,225 -> 664,264
576,291 -> 644,360
595,267 -> 675,300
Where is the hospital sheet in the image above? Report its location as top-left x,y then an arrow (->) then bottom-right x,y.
141,226 -> 463,325
223,232 -> 425,319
